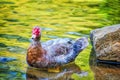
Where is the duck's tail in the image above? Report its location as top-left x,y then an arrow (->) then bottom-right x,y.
73,37 -> 89,56
65,37 -> 89,63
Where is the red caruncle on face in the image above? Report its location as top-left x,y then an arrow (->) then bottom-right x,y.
32,27 -> 41,37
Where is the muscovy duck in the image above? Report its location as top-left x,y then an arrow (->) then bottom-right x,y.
27,26 -> 89,69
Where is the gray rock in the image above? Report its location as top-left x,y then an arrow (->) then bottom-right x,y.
90,24 -> 120,62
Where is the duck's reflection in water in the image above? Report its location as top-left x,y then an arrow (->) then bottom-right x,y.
26,63 -> 83,80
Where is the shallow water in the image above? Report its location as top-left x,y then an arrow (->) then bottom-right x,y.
0,0 -> 120,80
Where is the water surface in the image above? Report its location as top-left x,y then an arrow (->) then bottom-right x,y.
0,0 -> 120,80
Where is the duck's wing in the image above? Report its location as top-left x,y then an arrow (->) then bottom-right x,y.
40,37 -> 88,67
41,38 -> 74,56
50,37 -> 89,66
42,38 -> 74,48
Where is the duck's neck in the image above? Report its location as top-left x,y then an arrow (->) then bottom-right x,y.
27,38 -> 44,67
31,39 -> 41,47
32,39 -> 40,45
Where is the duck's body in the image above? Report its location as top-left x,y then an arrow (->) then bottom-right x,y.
27,27 -> 89,68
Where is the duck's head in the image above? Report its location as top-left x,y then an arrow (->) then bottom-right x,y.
32,26 -> 41,41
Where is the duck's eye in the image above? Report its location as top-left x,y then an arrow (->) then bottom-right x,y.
68,41 -> 72,44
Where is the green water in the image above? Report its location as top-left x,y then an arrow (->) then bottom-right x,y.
0,0 -> 120,80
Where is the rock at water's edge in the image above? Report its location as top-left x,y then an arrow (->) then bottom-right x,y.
90,24 -> 120,62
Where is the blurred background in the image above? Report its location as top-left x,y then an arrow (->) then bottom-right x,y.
0,0 -> 120,80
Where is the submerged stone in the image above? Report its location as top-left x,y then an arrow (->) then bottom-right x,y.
90,24 -> 120,62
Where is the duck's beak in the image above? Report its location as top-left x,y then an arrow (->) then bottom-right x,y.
31,34 -> 36,39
